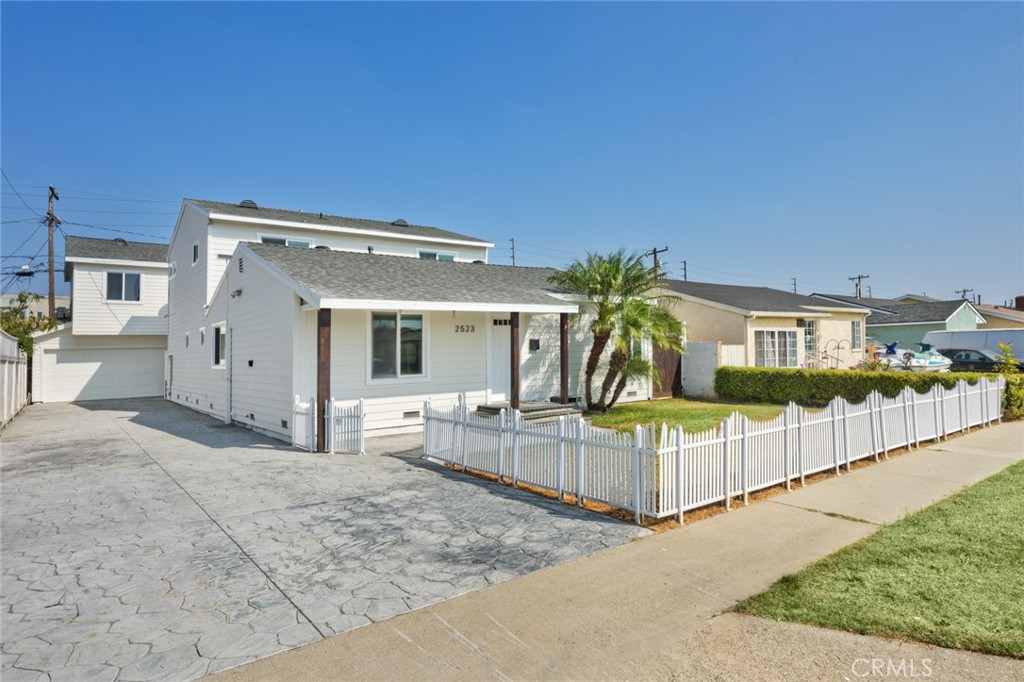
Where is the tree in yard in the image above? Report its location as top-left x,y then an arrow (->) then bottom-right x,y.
1,292 -> 56,356
548,250 -> 682,412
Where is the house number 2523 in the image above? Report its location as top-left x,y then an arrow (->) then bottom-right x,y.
455,325 -> 476,333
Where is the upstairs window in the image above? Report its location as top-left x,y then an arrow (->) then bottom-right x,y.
261,236 -> 311,249
418,251 -> 455,262
106,272 -> 141,302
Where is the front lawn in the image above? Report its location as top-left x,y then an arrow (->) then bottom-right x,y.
588,398 -> 782,433
737,460 -> 1024,658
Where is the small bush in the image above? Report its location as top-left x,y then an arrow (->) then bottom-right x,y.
714,367 -> 1019,417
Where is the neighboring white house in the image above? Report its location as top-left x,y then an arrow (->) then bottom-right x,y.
32,236 -> 169,402
166,198 -> 652,447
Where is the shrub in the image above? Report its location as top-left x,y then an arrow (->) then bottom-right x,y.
714,367 -> 1019,417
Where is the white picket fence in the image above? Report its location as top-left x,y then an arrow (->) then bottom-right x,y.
1,330 -> 28,428
292,395 -> 365,454
422,376 -> 1005,525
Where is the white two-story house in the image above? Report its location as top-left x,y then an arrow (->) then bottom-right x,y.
31,236 -> 169,402
166,198 -> 652,448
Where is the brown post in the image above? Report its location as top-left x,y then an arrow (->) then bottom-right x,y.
510,312 -> 520,410
316,308 -> 332,453
559,312 -> 569,404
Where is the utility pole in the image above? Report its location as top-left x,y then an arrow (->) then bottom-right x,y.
46,185 -> 60,318
509,238 -> 516,266
681,260 -> 687,282
646,246 -> 669,270
791,277 -> 797,294
848,274 -> 869,299
955,288 -> 973,300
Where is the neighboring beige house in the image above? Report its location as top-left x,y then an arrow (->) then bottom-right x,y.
975,301 -> 1024,329
664,280 -> 870,369
1,291 -> 70,321
31,236 -> 169,402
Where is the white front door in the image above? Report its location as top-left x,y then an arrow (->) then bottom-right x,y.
488,315 -> 511,402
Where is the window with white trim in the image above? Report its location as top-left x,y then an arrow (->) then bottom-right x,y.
261,236 -> 312,249
213,325 -> 226,366
371,312 -> 423,378
755,330 -> 798,368
803,319 -> 817,356
852,320 -> 863,350
106,272 -> 141,301
418,250 -> 455,262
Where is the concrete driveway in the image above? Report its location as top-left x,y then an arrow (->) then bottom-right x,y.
1,399 -> 647,682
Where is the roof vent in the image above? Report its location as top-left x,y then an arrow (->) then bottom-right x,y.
391,219 -> 408,226
314,245 -> 331,251
239,199 -> 258,209
473,260 -> 485,264
113,237 -> 128,246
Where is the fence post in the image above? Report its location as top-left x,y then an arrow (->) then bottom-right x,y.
831,402 -> 840,475
309,395 -> 316,453
675,426 -> 684,524
423,399 -> 431,457
721,418 -> 731,510
450,396 -> 461,461
930,386 -> 940,443
958,381 -> 968,433
511,410 -> 521,487
740,416 -> 749,505
633,425 -> 643,524
878,392 -> 890,459
497,409 -> 507,484
901,390 -> 913,449
327,398 -> 335,454
997,376 -> 1004,424
576,418 -> 585,507
460,397 -> 470,472
357,398 -> 365,455
783,408 -> 792,491
556,416 -> 566,502
842,399 -> 851,471
796,407 -> 805,486
910,390 -> 920,447
980,378 -> 989,426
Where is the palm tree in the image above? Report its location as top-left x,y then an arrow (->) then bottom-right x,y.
548,250 -> 679,410
596,299 -> 683,411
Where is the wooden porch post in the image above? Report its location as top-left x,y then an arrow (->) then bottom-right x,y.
510,312 -> 520,410
316,308 -> 331,453
559,312 -> 569,404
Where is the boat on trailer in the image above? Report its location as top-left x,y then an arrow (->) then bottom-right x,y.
875,343 -> 952,372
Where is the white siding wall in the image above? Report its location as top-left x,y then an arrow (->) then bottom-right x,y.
71,264 -> 168,335
166,204 -> 223,415
520,313 -> 652,405
222,255 -> 296,440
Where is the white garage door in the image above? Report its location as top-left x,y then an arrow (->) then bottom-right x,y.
39,347 -> 165,402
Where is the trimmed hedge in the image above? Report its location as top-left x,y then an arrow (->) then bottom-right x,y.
714,366 -> 1023,419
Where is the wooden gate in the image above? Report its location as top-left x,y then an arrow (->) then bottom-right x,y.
652,345 -> 681,399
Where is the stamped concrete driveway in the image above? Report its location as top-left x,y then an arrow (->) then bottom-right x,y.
1,399 -> 647,682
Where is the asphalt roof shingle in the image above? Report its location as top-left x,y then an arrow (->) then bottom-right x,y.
246,243 -> 571,308
866,300 -> 977,325
664,280 -> 862,314
810,293 -> 899,311
65,235 -> 168,264
188,198 -> 492,246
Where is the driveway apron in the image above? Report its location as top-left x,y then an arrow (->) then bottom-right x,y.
1,399 -> 647,682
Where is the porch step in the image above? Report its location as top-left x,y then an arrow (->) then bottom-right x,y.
476,401 -> 582,422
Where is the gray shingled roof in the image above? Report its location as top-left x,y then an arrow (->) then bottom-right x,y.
64,236 -> 168,279
867,300 -> 977,325
246,243 -> 573,309
188,198 -> 492,246
810,293 -> 899,311
664,280 -> 863,314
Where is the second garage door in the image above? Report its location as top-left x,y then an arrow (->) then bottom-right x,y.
38,347 -> 165,402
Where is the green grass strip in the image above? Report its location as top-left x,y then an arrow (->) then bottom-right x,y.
737,460 -> 1024,658
588,398 -> 782,434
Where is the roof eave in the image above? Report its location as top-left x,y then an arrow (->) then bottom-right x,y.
315,298 -> 577,314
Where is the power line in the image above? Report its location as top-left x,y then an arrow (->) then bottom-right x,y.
1,170 -> 42,216
1,223 -> 45,260
61,220 -> 167,240
0,191 -> 176,204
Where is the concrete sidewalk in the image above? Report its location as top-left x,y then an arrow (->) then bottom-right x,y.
208,421 -> 1024,682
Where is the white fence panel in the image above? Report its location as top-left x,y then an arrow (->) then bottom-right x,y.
292,395 -> 315,451
328,398 -> 365,455
1,330 -> 28,428
422,377 -> 1005,525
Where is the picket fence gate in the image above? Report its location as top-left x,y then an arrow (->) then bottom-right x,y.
422,377 -> 1005,525
292,396 -> 365,454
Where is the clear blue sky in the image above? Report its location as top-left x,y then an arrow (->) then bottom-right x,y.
3,1 -> 1022,302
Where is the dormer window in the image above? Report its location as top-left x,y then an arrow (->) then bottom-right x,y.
261,236 -> 311,249
106,272 -> 141,302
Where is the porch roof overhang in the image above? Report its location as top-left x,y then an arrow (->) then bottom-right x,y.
303,298 -> 576,314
